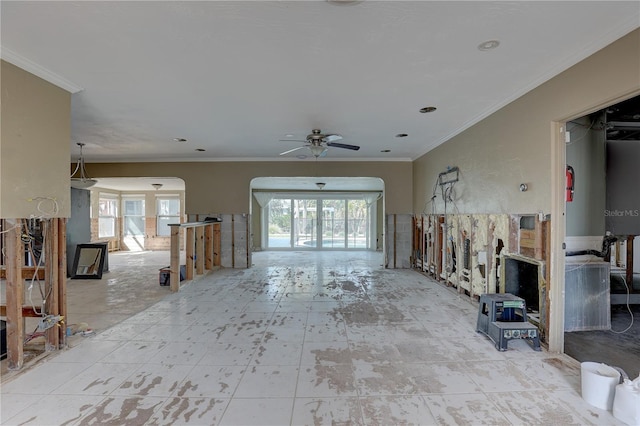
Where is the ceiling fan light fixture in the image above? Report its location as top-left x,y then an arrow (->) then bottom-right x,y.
316,182 -> 326,190
70,142 -> 98,189
151,183 -> 163,190
309,145 -> 327,157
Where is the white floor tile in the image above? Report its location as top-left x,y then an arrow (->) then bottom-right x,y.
292,397 -> 363,425
234,365 -> 299,398
360,395 -> 437,425
219,397 -> 294,426
145,397 -> 230,425
174,365 -> 245,398
111,363 -> 195,397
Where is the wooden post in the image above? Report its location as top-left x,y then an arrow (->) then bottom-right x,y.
195,226 -> 204,275
186,227 -> 195,280
5,219 -> 24,370
213,223 -> 221,266
170,225 -> 180,292
534,216 -> 544,260
45,219 -> 60,351
57,218 -> 68,347
205,223 -> 213,270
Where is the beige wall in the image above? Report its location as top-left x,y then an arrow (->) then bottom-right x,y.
0,60 -> 71,218
413,29 -> 640,216
85,161 -> 413,215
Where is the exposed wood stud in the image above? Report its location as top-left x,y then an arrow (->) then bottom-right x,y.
205,224 -> 213,270
45,219 -> 60,351
185,227 -> 195,280
57,218 -> 68,346
5,219 -> 24,370
170,225 -> 180,291
195,226 -> 204,275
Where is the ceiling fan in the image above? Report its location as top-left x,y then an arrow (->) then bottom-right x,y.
279,129 -> 360,157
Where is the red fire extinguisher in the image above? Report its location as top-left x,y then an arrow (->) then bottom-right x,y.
566,165 -> 575,202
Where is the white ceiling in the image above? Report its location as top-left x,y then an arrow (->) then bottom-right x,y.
2,1 -> 639,164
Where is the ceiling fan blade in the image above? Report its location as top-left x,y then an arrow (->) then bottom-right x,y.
279,146 -> 307,156
327,142 -> 360,151
323,134 -> 343,143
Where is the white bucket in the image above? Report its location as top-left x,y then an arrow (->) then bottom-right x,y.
581,362 -> 621,411
613,378 -> 640,426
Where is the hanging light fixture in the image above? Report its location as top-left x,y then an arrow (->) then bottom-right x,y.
308,145 -> 327,158
70,142 -> 98,189
151,183 -> 163,190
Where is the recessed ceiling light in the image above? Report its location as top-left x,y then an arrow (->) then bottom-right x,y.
195,148 -> 206,152
395,133 -> 408,138
381,149 -> 391,153
478,40 -> 500,51
173,138 -> 187,142
420,106 -> 437,114
285,134 -> 295,138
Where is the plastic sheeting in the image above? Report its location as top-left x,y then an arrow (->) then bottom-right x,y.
564,261 -> 610,332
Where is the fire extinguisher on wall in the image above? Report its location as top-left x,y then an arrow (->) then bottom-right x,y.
566,165 -> 575,202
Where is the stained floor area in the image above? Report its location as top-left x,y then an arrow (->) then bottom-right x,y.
1,251 -> 625,425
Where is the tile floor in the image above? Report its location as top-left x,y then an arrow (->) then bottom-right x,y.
1,251 -> 624,425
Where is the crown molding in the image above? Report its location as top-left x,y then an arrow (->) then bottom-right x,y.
1,47 -> 83,94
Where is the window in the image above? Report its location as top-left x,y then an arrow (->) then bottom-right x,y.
157,198 -> 180,236
123,199 -> 145,236
98,197 -> 117,238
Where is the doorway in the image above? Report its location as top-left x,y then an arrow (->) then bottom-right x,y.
265,196 -> 374,250
250,177 -> 385,252
562,94 -> 640,379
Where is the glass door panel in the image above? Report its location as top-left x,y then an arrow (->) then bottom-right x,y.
268,199 -> 292,248
322,200 -> 346,248
347,199 -> 368,248
294,199 -> 317,247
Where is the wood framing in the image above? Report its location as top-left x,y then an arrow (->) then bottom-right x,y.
1,218 -> 67,369
5,219 -> 24,370
168,221 -> 221,292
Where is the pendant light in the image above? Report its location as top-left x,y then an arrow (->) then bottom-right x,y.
70,142 -> 98,189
